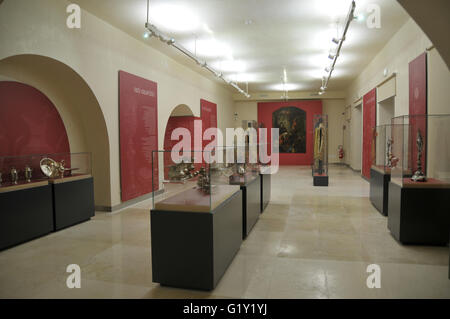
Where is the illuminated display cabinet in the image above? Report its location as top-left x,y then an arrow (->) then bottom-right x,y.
312,114 -> 328,186
388,115 -> 450,245
150,149 -> 242,290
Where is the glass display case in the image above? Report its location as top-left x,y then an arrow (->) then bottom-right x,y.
0,152 -> 92,189
151,149 -> 241,212
372,124 -> 394,174
227,144 -> 259,186
312,114 -> 328,186
390,114 -> 450,187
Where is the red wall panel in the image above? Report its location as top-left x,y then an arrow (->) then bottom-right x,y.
119,71 -> 158,202
409,52 -> 427,174
0,81 -> 70,157
200,99 -> 217,149
362,88 -> 377,179
257,100 -> 322,165
0,81 -> 70,180
163,115 -> 200,179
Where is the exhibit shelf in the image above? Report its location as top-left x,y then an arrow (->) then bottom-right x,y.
388,181 -> 450,245
0,182 -> 53,250
260,172 -> 271,213
0,180 -> 49,193
51,175 -> 95,231
370,166 -> 390,216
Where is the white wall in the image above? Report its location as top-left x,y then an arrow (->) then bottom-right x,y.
0,0 -> 235,209
344,18 -> 450,171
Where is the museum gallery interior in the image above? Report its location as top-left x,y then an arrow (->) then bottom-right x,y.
0,0 -> 449,299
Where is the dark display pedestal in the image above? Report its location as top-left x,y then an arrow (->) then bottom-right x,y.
0,182 -> 53,250
388,181 -> 450,245
370,167 -> 391,216
51,176 -> 95,231
151,190 -> 242,291
260,172 -> 271,213
240,175 -> 261,239
313,174 -> 328,186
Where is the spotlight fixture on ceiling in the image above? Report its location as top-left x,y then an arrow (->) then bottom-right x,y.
331,37 -> 341,45
144,0 -> 250,98
318,0 -> 355,95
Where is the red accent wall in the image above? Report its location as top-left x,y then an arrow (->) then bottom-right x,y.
0,81 -> 70,157
119,71 -> 158,202
200,99 -> 218,150
0,81 -> 70,181
257,100 -> 322,165
163,115 -> 200,179
362,88 -> 377,179
409,52 -> 427,174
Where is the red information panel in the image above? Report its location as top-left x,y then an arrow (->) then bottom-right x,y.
257,100 -> 322,165
119,71 -> 158,202
362,88 -> 377,179
409,52 -> 427,174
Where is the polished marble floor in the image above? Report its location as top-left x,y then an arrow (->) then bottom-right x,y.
1,166 -> 449,298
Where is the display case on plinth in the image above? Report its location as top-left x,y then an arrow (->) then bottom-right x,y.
150,150 -> 242,290
0,152 -> 94,248
226,145 -> 261,239
0,154 -> 53,250
312,114 -> 328,186
47,152 -> 94,231
257,142 -> 272,213
370,124 -> 394,216
388,115 -> 450,245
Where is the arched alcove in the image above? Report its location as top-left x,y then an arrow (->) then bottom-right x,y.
0,54 -> 111,207
163,104 -> 197,151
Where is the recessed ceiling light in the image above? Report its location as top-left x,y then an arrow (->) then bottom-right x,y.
149,4 -> 200,33
244,19 -> 253,25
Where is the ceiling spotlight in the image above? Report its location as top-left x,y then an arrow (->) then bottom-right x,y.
328,53 -> 336,60
320,86 -> 327,91
354,14 -> 365,22
318,91 -> 324,95
325,67 -> 331,73
332,37 -> 340,45
143,31 -> 151,39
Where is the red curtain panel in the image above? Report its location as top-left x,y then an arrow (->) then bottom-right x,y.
408,52 -> 427,174
119,71 -> 158,201
362,88 -> 377,179
257,100 -> 322,165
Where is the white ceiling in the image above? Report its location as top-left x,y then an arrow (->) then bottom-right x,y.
77,0 -> 409,94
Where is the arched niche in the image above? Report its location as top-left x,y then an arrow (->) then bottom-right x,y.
163,104 -> 198,151
0,54 -> 111,207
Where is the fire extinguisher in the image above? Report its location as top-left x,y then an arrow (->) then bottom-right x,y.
338,145 -> 344,160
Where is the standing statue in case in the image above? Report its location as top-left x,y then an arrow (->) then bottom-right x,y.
386,138 -> 393,168
411,129 -> 426,182
314,120 -> 325,174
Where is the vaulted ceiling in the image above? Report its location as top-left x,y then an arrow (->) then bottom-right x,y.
77,0 -> 409,94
